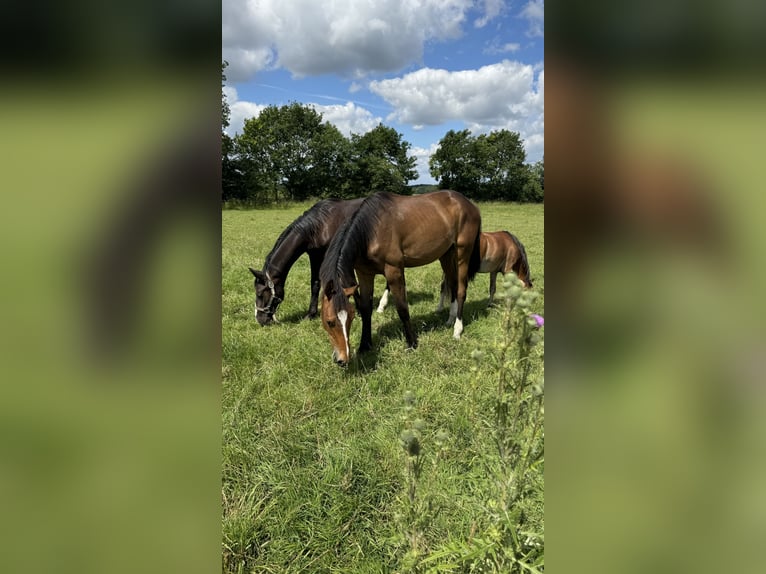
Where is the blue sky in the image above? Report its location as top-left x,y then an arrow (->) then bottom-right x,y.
223,0 -> 543,184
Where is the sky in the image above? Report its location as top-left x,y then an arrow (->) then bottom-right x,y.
222,0 -> 544,184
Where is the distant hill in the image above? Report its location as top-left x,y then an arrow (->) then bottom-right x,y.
408,183 -> 440,194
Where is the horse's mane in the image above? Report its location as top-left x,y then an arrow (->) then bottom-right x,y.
320,192 -> 394,311
505,231 -> 532,283
264,198 -> 344,269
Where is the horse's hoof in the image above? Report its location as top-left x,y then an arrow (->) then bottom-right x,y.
303,312 -> 318,320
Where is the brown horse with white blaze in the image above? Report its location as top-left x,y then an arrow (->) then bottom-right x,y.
319,190 -> 482,367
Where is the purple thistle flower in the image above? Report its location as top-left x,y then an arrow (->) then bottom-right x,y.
529,313 -> 544,328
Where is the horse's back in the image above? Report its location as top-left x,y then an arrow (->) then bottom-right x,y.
366,190 -> 479,268
388,190 -> 480,231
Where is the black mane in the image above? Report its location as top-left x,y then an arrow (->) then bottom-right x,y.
319,192 -> 394,311
264,198 -> 344,269
506,231 -> 531,283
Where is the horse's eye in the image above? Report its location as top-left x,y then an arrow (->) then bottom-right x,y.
327,320 -> 336,328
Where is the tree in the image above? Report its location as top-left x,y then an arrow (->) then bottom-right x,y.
349,124 -> 418,196
430,129 -> 532,201
521,156 -> 544,203
429,129 -> 481,193
221,61 -> 230,131
235,102 -> 350,202
480,130 -> 527,200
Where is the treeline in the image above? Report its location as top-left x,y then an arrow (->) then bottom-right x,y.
222,64 -> 543,204
430,129 -> 543,202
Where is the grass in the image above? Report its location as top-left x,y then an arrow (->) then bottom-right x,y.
222,201 -> 544,572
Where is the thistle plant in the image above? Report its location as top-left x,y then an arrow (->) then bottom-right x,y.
395,391 -> 449,571
426,275 -> 544,573
480,274 -> 544,572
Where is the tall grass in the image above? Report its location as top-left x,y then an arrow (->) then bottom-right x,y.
222,201 -> 543,572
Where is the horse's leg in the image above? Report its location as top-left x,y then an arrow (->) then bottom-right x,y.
384,265 -> 417,349
488,271 -> 498,306
436,272 -> 448,312
439,250 -> 458,325
452,248 -> 472,339
376,282 -> 390,313
356,272 -> 375,353
305,250 -> 322,319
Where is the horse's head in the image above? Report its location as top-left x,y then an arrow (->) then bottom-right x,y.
523,275 -> 534,289
249,267 -> 284,325
320,281 -> 357,367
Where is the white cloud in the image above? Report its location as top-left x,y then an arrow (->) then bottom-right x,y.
520,0 -> 544,38
224,86 -> 267,137
369,60 -> 536,125
484,41 -> 521,55
308,103 -> 382,137
411,143 -> 440,183
474,0 -> 505,28
369,62 -> 544,163
223,88 -> 381,139
223,0 -> 479,81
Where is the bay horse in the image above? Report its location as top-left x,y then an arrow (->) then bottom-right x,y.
319,190 -> 482,367
377,230 -> 533,312
248,198 -> 364,325
442,230 -> 532,307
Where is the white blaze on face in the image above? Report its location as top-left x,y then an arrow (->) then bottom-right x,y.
453,318 -> 464,339
338,309 -> 349,360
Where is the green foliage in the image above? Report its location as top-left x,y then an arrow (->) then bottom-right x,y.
222,61 -> 230,131
520,161 -> 544,203
430,129 -> 540,202
222,202 -> 543,572
234,102 -> 350,203
230,105 -> 419,204
349,124 -> 419,195
429,129 -> 480,192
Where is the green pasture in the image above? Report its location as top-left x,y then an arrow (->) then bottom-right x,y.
222,201 -> 544,572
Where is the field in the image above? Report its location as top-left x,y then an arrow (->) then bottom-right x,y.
222,201 -> 544,572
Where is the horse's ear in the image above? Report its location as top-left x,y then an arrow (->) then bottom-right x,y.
343,285 -> 357,297
249,267 -> 266,282
324,280 -> 335,299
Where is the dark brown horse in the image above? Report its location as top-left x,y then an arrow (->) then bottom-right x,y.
377,230 -> 533,312
249,198 -> 364,325
319,190 -> 482,366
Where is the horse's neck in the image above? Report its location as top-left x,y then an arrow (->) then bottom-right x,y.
266,232 -> 308,280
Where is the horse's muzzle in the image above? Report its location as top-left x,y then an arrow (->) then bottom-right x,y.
332,351 -> 348,368
256,313 -> 275,326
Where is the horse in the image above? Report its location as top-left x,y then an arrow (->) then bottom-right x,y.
442,230 -> 532,307
248,197 -> 365,325
377,230 -> 533,312
319,190 -> 482,367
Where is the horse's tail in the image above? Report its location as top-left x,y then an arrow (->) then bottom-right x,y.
467,224 -> 482,281
507,232 -> 532,287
